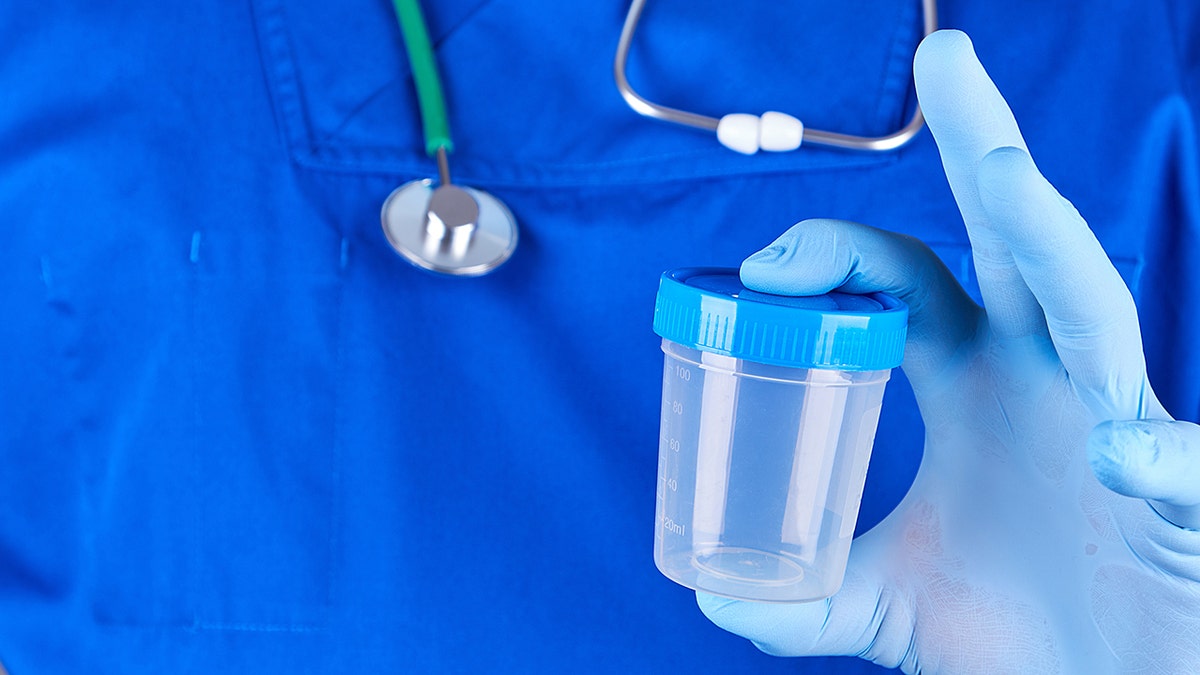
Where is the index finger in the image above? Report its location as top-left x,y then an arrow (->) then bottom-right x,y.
913,30 -> 1048,342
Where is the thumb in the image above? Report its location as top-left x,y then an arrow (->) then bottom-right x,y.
696,570 -> 912,669
1088,419 -> 1200,529
739,218 -> 980,397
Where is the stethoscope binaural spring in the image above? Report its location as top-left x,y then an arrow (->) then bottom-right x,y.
613,0 -> 939,154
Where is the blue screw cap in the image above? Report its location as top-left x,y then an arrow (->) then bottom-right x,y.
652,267 -> 908,371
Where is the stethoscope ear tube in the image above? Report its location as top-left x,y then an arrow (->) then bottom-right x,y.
613,0 -> 939,152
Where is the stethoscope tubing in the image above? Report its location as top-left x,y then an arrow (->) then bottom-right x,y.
392,0 -> 454,156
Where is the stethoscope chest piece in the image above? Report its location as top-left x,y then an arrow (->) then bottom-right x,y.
381,179 -> 518,277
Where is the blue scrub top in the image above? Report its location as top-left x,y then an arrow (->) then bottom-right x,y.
2,1 -> 1198,672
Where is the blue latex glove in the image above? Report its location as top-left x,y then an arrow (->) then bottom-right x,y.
700,30 -> 1200,673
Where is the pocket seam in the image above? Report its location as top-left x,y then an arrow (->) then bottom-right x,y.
248,0 -> 907,186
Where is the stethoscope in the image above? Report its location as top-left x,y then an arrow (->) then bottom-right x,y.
382,0 -> 939,277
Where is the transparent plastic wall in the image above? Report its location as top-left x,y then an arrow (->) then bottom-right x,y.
654,340 -> 890,602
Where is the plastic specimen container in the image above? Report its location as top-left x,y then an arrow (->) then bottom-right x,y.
652,268 -> 907,602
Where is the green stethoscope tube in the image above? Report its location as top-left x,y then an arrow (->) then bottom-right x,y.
391,0 -> 453,156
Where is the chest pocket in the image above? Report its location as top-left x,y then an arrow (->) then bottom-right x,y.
250,0 -> 926,186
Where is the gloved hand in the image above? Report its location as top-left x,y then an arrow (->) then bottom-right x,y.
699,30 -> 1200,673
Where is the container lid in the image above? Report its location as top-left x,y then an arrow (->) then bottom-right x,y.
652,267 -> 908,371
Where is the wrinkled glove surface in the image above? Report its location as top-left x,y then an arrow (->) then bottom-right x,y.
701,30 -> 1200,674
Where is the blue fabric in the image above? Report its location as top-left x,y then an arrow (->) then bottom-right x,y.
1,1 -> 1197,672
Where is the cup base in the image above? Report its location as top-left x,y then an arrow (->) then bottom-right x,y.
656,541 -> 847,602
692,546 -> 806,585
